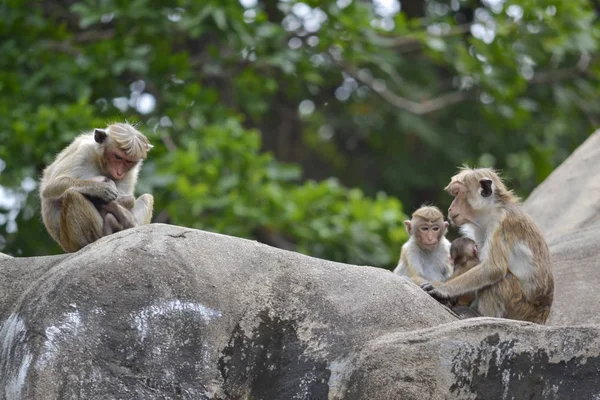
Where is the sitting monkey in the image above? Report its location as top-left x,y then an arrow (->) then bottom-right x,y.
393,205 -> 452,286
40,123 -> 154,252
422,168 -> 552,323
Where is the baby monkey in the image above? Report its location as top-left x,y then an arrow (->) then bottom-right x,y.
449,237 -> 479,307
449,237 -> 524,319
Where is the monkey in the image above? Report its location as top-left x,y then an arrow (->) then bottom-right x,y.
40,123 -> 154,252
421,167 -> 554,324
449,236 -> 529,319
393,205 -> 453,286
449,237 -> 479,307
87,175 -> 137,235
427,237 -> 482,319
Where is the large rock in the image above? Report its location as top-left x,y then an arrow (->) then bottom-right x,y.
524,130 -> 600,239
2,224 -> 600,399
0,224 -> 454,400
347,319 -> 600,399
523,130 -> 600,326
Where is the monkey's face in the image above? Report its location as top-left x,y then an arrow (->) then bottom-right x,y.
447,176 -> 497,225
447,182 -> 475,226
450,245 -> 462,266
450,239 -> 479,267
412,217 -> 447,251
104,148 -> 139,180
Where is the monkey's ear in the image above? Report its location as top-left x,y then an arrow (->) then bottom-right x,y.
94,129 -> 107,144
479,178 -> 493,197
404,220 -> 412,235
444,221 -> 449,230
472,243 -> 479,257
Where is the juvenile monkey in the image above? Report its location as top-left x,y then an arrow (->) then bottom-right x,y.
393,206 -> 452,286
421,167 -> 554,324
40,123 -> 154,252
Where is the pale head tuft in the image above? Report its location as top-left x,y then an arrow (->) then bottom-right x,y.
412,205 -> 445,223
106,123 -> 153,160
445,165 -> 519,203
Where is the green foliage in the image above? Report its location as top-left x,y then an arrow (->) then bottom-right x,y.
152,116 -> 407,266
0,0 -> 598,268
0,0 -> 410,265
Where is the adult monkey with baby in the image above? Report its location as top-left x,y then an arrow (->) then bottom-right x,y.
40,123 -> 154,252
421,167 -> 554,324
394,206 -> 452,285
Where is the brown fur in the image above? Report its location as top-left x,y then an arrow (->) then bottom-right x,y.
40,123 -> 154,252
450,237 -> 525,314
422,167 -> 554,324
394,206 -> 452,286
449,237 -> 478,306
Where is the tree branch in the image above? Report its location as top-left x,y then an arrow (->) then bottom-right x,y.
372,23 -> 472,49
41,40 -> 81,56
40,29 -> 115,56
332,51 -> 594,115
530,53 -> 592,85
74,29 -> 115,43
333,56 -> 473,115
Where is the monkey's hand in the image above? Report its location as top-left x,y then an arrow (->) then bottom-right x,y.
84,181 -> 119,203
115,195 -> 135,209
420,281 -> 451,301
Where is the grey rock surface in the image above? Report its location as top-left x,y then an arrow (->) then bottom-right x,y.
543,226 -> 600,326
524,130 -> 600,240
2,224 -> 600,399
0,224 -> 455,400
348,319 -> 600,400
523,130 -> 600,326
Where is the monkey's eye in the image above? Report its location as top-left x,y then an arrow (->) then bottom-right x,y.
114,154 -> 123,161
433,226 -> 440,231
420,227 -> 429,231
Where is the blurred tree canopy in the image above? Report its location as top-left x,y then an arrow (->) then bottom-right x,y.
0,0 -> 598,267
